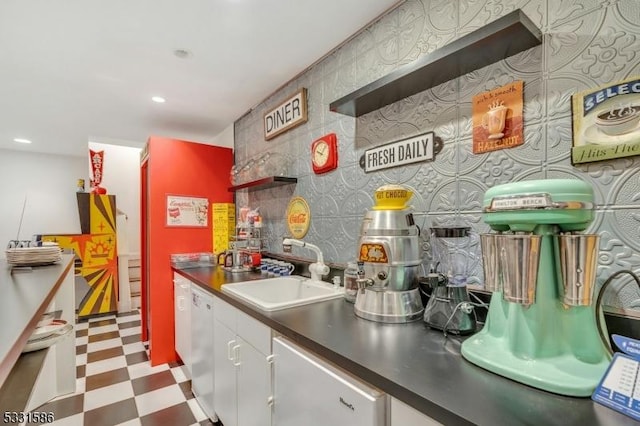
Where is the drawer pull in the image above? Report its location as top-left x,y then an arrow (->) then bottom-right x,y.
227,340 -> 236,361
233,344 -> 241,366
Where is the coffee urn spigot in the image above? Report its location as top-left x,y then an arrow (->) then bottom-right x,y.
356,261 -> 374,291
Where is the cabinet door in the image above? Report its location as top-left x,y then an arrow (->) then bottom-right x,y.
273,337 -> 386,426
237,337 -> 272,426
390,397 -> 442,426
174,278 -> 191,373
236,308 -> 271,356
190,288 -> 215,419
214,319 -> 238,426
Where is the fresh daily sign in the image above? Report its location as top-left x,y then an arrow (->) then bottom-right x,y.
362,132 -> 436,172
264,89 -> 308,140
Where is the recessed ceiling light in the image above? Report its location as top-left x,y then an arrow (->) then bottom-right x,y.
13,138 -> 32,144
173,48 -> 192,59
152,96 -> 166,103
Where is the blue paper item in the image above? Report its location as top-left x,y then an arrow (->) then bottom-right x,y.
592,335 -> 640,421
613,334 -> 640,359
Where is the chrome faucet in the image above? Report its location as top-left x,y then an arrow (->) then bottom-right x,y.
282,238 -> 329,282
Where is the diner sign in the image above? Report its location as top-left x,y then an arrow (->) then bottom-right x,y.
361,132 -> 441,172
264,89 -> 308,140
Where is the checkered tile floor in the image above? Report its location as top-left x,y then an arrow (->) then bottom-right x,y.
31,310 -> 220,426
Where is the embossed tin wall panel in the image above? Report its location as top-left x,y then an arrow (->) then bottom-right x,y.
235,0 -> 640,311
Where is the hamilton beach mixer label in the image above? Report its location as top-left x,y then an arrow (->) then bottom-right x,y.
490,194 -> 551,210
359,243 -> 388,263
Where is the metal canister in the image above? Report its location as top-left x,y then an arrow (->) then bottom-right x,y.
357,208 -> 421,291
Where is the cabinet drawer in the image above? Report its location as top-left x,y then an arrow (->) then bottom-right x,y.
213,297 -> 237,330
236,309 -> 271,355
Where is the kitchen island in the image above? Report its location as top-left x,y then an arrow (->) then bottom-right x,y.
175,265 -> 633,426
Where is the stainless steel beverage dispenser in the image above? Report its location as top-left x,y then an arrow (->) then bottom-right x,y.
354,185 -> 424,323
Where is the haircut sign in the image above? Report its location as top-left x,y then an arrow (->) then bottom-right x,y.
360,132 -> 442,172
472,81 -> 524,154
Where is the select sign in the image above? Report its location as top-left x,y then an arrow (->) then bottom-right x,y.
361,132 -> 441,172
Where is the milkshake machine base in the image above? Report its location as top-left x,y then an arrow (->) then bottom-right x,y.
461,293 -> 610,397
354,288 -> 424,324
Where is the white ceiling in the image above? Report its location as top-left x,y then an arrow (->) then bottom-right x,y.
0,0 -> 400,157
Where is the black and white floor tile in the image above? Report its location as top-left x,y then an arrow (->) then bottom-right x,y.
31,310 -> 218,426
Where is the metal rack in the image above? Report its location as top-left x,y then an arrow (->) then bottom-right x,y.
231,225 -> 266,253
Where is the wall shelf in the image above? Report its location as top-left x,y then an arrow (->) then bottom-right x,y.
329,9 -> 542,117
228,176 -> 297,192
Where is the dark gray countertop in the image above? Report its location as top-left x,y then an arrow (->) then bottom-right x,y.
0,255 -> 75,388
175,266 -> 634,426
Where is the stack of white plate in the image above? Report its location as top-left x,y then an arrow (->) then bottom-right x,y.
5,244 -> 62,266
23,319 -> 73,353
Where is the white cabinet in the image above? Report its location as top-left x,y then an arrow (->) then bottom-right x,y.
173,273 -> 191,376
213,297 -> 272,426
273,337 -> 387,426
191,285 -> 216,421
390,397 -> 442,426
213,319 -> 237,423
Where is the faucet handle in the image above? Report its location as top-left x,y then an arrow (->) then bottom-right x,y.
310,262 -> 329,277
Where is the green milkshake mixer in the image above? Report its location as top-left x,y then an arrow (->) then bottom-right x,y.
461,179 -> 611,397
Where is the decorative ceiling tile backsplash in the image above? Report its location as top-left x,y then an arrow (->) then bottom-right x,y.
234,0 -> 640,313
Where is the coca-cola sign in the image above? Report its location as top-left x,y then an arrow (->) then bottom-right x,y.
286,196 -> 310,239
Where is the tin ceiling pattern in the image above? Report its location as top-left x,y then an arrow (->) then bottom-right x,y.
234,0 -> 640,312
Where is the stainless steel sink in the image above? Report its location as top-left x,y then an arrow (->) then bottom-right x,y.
221,276 -> 343,311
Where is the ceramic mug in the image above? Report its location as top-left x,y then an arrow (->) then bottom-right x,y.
260,259 -> 270,275
267,261 -> 278,277
482,105 -> 508,139
278,262 -> 295,276
595,105 -> 640,136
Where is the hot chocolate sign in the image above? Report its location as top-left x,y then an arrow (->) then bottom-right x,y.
472,81 -> 524,154
571,76 -> 640,164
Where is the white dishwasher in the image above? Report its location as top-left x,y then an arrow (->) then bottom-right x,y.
273,336 -> 387,426
191,285 -> 217,422
174,274 -> 191,377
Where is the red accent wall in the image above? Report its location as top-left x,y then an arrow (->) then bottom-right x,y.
141,136 -> 233,365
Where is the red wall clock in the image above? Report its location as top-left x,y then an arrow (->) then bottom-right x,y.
311,133 -> 338,174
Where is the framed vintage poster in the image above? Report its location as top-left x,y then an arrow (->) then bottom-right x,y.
572,77 -> 640,164
166,195 -> 209,227
472,81 -> 524,154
